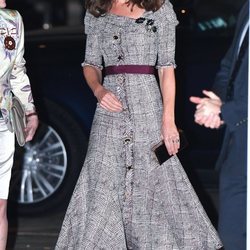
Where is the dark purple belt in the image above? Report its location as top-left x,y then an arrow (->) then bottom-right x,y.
105,65 -> 155,75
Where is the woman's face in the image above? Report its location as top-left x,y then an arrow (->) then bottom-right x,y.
0,0 -> 6,8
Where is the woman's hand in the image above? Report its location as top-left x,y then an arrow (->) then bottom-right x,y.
161,119 -> 180,156
94,86 -> 123,112
25,113 -> 39,142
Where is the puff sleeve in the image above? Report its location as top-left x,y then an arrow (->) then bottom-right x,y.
81,12 -> 103,70
10,11 -> 35,112
156,1 -> 178,69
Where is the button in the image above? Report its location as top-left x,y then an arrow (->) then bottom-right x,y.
146,19 -> 154,26
113,35 -> 118,40
117,75 -> 124,84
124,138 -> 131,143
127,165 -> 132,170
135,17 -> 145,24
118,55 -> 123,60
152,26 -> 157,32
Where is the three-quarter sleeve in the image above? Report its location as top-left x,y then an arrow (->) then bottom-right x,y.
156,1 -> 179,69
81,12 -> 103,70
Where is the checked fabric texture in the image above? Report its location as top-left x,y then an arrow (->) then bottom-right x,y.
55,1 -> 223,249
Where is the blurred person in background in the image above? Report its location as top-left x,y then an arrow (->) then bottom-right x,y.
190,1 -> 248,249
0,0 -> 38,248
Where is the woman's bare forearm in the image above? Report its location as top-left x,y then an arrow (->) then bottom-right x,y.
83,65 -> 103,97
158,67 -> 176,123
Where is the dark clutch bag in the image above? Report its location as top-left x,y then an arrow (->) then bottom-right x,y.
152,130 -> 188,165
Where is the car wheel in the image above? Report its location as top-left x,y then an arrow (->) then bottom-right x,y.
9,100 -> 88,215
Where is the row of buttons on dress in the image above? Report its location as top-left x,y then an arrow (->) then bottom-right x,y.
124,137 -> 133,170
112,28 -> 135,241
112,31 -> 134,171
112,33 -> 124,62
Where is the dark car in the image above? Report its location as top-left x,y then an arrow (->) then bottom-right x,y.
7,0 -> 245,215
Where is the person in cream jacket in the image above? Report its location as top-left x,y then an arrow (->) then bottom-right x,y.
0,1 -> 38,248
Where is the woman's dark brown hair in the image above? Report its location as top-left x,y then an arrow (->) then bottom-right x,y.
85,0 -> 165,17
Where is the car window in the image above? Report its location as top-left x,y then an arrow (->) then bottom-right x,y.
172,0 -> 245,34
7,0 -> 84,30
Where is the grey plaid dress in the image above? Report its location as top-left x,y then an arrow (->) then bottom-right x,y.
55,1 -> 223,249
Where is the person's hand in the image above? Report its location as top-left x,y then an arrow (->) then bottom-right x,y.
190,90 -> 224,129
25,113 -> 39,142
161,119 -> 180,156
195,90 -> 222,114
94,86 -> 123,112
198,112 -> 222,128
190,90 -> 221,109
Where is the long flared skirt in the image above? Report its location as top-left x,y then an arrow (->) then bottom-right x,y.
55,104 -> 222,249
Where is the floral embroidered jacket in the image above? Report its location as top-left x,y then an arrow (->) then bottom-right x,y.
0,8 -> 35,127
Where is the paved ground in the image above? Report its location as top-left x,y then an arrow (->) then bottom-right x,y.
7,211 -> 64,250
6,189 -> 218,250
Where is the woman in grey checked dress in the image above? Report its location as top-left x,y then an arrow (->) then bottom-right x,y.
56,0 -> 222,249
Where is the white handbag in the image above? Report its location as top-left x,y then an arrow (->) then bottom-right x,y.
10,96 -> 26,146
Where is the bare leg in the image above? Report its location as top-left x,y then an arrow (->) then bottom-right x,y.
0,199 -> 7,250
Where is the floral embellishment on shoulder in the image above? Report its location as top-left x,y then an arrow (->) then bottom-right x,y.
135,17 -> 157,33
4,36 -> 16,50
135,17 -> 145,24
0,24 -> 18,60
